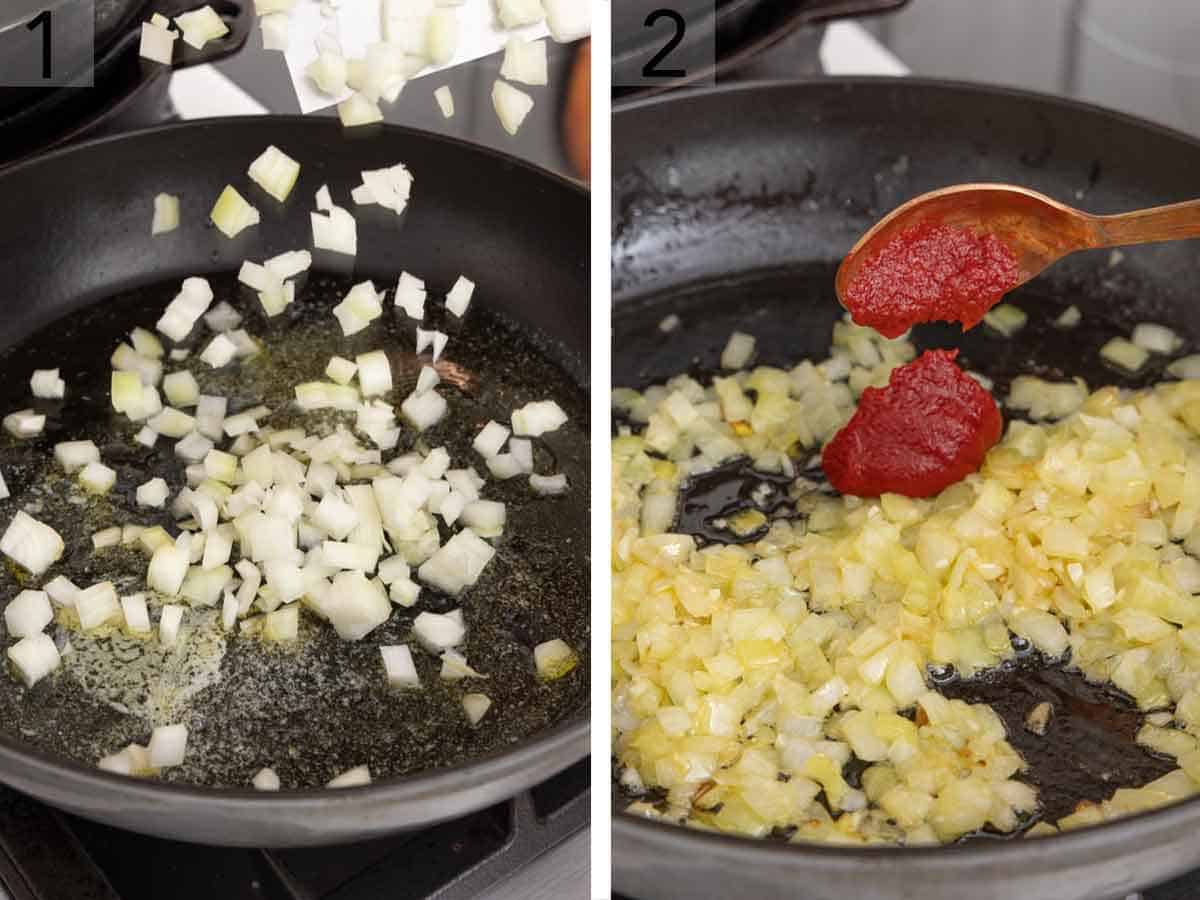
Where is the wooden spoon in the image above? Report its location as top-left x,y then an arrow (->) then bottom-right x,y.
835,183 -> 1200,306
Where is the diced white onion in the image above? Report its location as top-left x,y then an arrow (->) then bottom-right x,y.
4,409 -> 44,438
401,390 -> 446,431
7,633 -> 60,687
531,473 -> 569,495
1101,337 -> 1149,373
534,638 -> 578,679
338,93 -> 384,128
417,529 -> 494,595
463,692 -> 491,724
327,764 -> 371,788
159,604 -> 184,646
139,22 -> 177,64
200,333 -> 238,368
121,594 -> 151,634
356,350 -> 392,397
394,272 -> 426,318
0,512 -> 63,576
79,462 -> 116,495
500,37 -> 548,85
148,723 -> 188,767
1168,355 -> 1200,380
175,5 -> 228,49
492,80 -> 534,136
210,185 -> 260,238
445,275 -> 475,318
92,527 -> 121,550
248,144 -> 300,203
381,644 -> 420,688
434,85 -> 455,118
136,476 -> 169,506
543,0 -> 590,41
253,767 -> 281,790
5,590 -> 52,638
1055,305 -> 1081,329
412,610 -> 466,653
76,582 -> 120,630
261,12 -> 289,50
984,304 -> 1028,337
30,369 -> 65,399
1132,323 -> 1183,355
497,0 -> 543,28
45,576 -> 78,608
54,440 -> 100,474
152,193 -> 179,235
721,332 -> 756,370
512,399 -> 568,436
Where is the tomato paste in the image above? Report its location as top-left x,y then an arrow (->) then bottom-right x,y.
821,349 -> 1002,498
843,222 -> 1019,339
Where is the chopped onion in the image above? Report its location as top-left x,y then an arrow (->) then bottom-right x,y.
0,469 -> 8,500
431,332 -> 448,361
356,350 -> 393,397
500,37 -> 548,86
425,9 -> 458,63
76,582 -> 120,630
210,185 -> 260,238
357,164 -> 413,215
149,407 -> 195,438
394,272 -> 426,318
45,576 -> 79,608
512,399 -> 567,436
1100,337 -> 1149,373
461,500 -> 505,536
417,529 -> 494,595
5,590 -> 52,638
152,193 -> 179,235
200,333 -> 238,368
462,692 -> 491,724
135,426 -> 159,447
247,144 -> 300,203
54,440 -> 100,474
311,200 -> 358,256
486,453 -> 522,480
78,460 -> 117,496
325,356 -> 357,385
157,277 -> 213,342
445,276 -> 475,318
1,512 -> 63,576
148,723 -> 188,768
175,5 -> 228,49
412,610 -> 466,653
7,633 -> 60,687
139,21 -> 177,64
984,304 -> 1028,337
322,540 -> 379,571
159,604 -> 184,646
138,477 -> 171,509
324,570 -> 390,640
148,544 -> 189,596
3,409 -> 44,438
163,371 -> 200,407
338,93 -> 384,128
121,594 -> 151,634
721,331 -> 756,370
1132,323 -> 1183,355
400,390 -> 446,431
175,432 -> 214,463
381,644 -> 420,688
1055,305 -> 1081,329
543,0 -> 590,42
327,764 -> 371,788
264,603 -> 299,641
295,382 -> 359,411
30,369 -> 64,399
260,12 -> 289,50
440,649 -> 486,681
471,421 -> 510,459
92,527 -> 121,550
492,80 -> 534,136
254,0 -> 294,13
534,638 -> 577,680
497,0 -> 543,28
307,50 -> 348,95
434,85 -> 454,118
252,767 -> 281,790
204,301 -> 242,333
1168,355 -> 1200,380
531,473 -> 568,495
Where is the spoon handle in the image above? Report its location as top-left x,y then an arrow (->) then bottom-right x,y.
1092,199 -> 1200,247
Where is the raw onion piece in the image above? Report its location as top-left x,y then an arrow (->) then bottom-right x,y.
543,0 -> 590,41
139,21 -> 177,64
0,469 -> 8,501
400,390 -> 446,431
54,440 -> 100,474
440,649 -> 486,680
45,576 -> 79,608
338,93 -> 384,128
721,331 -> 755,369
434,85 -> 454,118
492,80 -> 534,136
497,0 -> 543,28
247,145 -> 301,203
163,371 -> 200,407
417,529 -> 494,595
7,633 -> 60,687
148,544 -> 189,596
1,511 -> 63,575
157,277 -> 213,342
252,767 -> 281,790
425,9 -> 458,64
326,356 -> 357,385
121,594 -> 152,634
175,431 -> 214,463
1132,323 -> 1183,355
381,644 -> 420,688
332,282 -> 383,336
1055,305 -> 1081,329
264,604 -> 299,641
159,604 -> 184,646
327,764 -> 371,788
5,590 -> 52,638
307,50 -> 348,95
500,38 -> 547,86
357,164 -> 413,215
1100,337 -> 1149,373
295,382 -> 359,411
30,369 -> 64,399
79,462 -> 117,495
311,198 -> 358,256
530,473 -> 568,495
322,540 -> 380,571
265,249 -> 312,280
131,326 -> 164,359
472,420 -> 510,458
416,365 -> 440,395
200,333 -> 238,368
412,610 -> 466,652
92,527 -> 121,550
461,500 -> 505,536
983,304 -> 1028,337
76,582 -> 120,630
175,6 -> 228,49
149,407 -> 195,438
152,193 -> 180,235
210,185 -> 260,238
1168,355 -> 1200,380
260,12 -> 289,50
445,276 -> 474,318
3,409 -> 44,438
324,570 -> 390,640
395,272 -> 427,318
254,0 -> 294,13
462,692 -> 491,724
356,350 -> 393,397
148,723 -> 188,768
204,301 -> 242,333
533,638 -> 577,680
511,400 -> 567,436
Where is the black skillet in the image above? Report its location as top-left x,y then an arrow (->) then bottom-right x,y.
0,115 -> 589,846
613,79 -> 1200,900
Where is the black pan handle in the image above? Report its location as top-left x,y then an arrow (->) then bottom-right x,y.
793,0 -> 911,25
153,0 -> 253,69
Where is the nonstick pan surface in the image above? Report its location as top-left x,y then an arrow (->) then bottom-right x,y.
613,79 -> 1200,900
0,116 -> 589,846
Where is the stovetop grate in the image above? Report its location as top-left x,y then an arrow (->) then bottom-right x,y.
0,760 -> 587,900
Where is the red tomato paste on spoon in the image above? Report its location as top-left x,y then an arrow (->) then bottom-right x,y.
842,221 -> 1019,339
821,349 -> 1002,498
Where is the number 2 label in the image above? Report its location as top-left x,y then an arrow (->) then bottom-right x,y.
642,8 -> 686,79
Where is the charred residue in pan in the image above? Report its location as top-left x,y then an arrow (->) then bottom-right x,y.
0,271 -> 589,788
